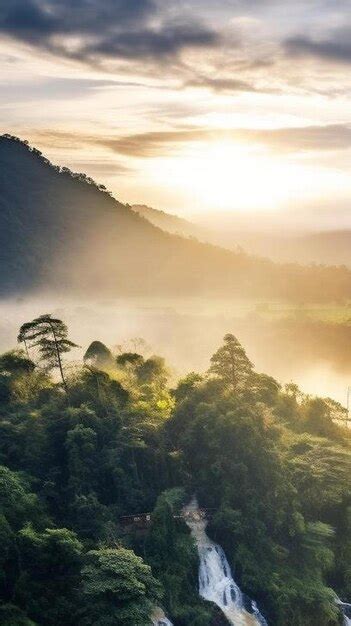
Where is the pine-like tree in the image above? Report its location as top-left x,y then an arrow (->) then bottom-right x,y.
18,314 -> 78,390
209,333 -> 253,391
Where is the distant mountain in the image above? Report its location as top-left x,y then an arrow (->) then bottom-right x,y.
225,230 -> 351,267
1,134 -> 351,302
133,203 -> 351,268
131,204 -> 208,239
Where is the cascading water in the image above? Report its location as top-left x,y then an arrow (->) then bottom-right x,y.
183,498 -> 268,626
151,607 -> 174,626
337,600 -> 351,625
152,500 -> 350,626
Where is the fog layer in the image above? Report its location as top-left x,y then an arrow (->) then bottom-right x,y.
1,296 -> 350,404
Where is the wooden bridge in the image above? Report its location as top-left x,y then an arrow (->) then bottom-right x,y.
119,508 -> 214,529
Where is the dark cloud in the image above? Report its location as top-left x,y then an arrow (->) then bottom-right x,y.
80,22 -> 217,60
2,0 -> 154,38
286,29 -> 351,64
102,124 -> 351,157
0,0 -> 218,62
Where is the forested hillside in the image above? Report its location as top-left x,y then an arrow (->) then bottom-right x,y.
1,134 -> 351,302
0,316 -> 350,625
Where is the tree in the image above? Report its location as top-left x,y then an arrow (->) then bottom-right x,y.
0,351 -> 35,376
145,488 -> 216,625
0,604 -> 36,626
81,547 -> 162,626
18,315 -> 78,390
83,341 -> 114,370
209,334 -> 253,391
137,356 -> 167,385
116,352 -> 145,369
17,526 -> 83,626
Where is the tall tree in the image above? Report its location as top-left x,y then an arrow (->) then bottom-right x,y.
209,333 -> 253,391
18,315 -> 78,390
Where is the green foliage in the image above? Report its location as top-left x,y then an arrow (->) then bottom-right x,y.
0,350 -> 35,376
18,314 -> 78,389
0,604 -> 36,626
16,526 -> 83,626
116,352 -> 145,369
84,341 -> 114,370
0,323 -> 350,625
81,547 -> 162,626
209,333 -> 253,391
144,488 -> 218,625
166,334 -> 351,624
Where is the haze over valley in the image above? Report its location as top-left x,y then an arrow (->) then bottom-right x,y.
1,135 -> 351,404
2,2 -> 351,625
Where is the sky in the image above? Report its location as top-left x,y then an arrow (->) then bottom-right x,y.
1,0 -> 351,224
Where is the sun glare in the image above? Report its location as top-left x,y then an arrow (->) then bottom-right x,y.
144,139 -> 351,214
146,140 -> 292,212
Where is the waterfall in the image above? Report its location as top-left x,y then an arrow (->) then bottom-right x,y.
152,499 -> 350,626
337,600 -> 351,625
151,607 -> 174,626
183,498 -> 268,626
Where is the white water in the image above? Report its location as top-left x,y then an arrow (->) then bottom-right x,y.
152,500 -> 350,626
337,601 -> 351,625
183,498 -> 267,626
151,607 -> 174,625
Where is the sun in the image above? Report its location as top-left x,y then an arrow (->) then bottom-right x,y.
146,140 -> 289,212
143,137 -> 351,214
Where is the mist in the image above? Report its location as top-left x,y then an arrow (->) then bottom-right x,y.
2,294 -> 351,404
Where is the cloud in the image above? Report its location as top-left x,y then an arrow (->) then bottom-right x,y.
27,130 -> 105,149
103,124 -> 351,157
16,130 -> 132,176
70,160 -> 131,176
0,0 -> 218,63
0,77 -> 121,101
27,124 -> 351,161
285,29 -> 351,64
80,22 -> 218,60
185,75 -> 259,93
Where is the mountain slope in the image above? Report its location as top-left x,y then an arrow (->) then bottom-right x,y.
132,203 -> 351,268
1,134 -> 351,301
131,204 -> 207,239
229,229 -> 351,267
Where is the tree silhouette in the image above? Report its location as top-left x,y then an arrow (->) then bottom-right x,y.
209,333 -> 253,391
18,314 -> 78,390
84,341 -> 114,370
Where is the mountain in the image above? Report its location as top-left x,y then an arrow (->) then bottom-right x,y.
131,204 -> 208,239
1,134 -> 351,301
132,203 -> 351,268
225,229 -> 351,267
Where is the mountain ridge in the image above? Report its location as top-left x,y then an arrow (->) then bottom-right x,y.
132,201 -> 351,268
1,134 -> 351,302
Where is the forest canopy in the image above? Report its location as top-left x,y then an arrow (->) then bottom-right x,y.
0,316 -> 350,625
